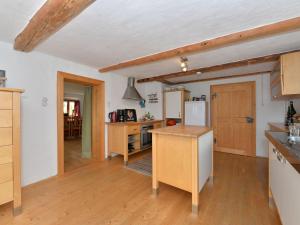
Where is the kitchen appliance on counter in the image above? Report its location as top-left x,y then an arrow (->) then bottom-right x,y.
108,111 -> 117,123
116,109 -> 137,122
185,101 -> 207,126
141,124 -> 153,150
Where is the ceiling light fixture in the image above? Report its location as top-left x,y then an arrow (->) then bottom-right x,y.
180,57 -> 188,72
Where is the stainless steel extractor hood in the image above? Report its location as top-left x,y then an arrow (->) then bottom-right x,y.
122,77 -> 143,101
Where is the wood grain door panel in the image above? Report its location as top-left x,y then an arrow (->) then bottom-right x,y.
212,82 -> 256,156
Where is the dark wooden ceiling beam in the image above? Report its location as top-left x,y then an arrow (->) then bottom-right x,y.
14,0 -> 95,52
172,71 -> 271,85
99,16 -> 300,72
136,50 -> 299,83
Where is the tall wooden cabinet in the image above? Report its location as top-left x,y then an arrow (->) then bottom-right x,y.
270,51 -> 300,100
0,88 -> 23,215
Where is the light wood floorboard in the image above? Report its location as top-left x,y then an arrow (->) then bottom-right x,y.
0,152 -> 281,225
64,138 -> 91,172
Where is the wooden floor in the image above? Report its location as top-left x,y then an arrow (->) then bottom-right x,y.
0,152 -> 281,225
64,138 -> 91,172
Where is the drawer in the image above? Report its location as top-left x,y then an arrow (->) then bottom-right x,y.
127,125 -> 140,135
0,92 -> 12,109
0,110 -> 12,127
0,145 -> 12,164
0,163 -> 13,183
0,181 -> 13,205
0,128 -> 12,146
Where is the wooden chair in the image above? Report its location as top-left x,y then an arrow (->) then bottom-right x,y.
72,117 -> 82,137
64,117 -> 72,139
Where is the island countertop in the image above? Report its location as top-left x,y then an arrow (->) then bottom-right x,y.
149,125 -> 212,138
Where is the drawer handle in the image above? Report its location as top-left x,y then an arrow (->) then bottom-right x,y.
277,154 -> 282,162
273,148 -> 276,154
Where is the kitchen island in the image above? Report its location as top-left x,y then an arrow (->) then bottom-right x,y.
149,125 -> 213,214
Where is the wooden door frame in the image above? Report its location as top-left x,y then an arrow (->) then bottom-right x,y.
57,71 -> 105,175
210,81 -> 256,156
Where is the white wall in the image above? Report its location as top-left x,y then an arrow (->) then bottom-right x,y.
0,41 -> 164,186
138,81 -> 164,120
0,41 -> 119,186
184,74 -> 286,157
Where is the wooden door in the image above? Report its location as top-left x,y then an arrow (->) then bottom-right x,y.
211,82 -> 256,156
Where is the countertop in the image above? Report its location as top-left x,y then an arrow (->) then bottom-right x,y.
149,125 -> 212,138
0,88 -> 24,93
268,123 -> 289,132
265,131 -> 300,173
106,120 -> 164,126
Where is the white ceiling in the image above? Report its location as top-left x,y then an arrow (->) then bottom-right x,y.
1,0 -> 300,81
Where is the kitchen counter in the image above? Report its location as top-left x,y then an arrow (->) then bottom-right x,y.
151,125 -> 213,214
107,120 -> 164,165
106,120 -> 164,126
149,125 -> 211,137
268,122 -> 289,132
265,131 -> 300,173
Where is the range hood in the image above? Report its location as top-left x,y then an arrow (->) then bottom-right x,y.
122,77 -> 143,101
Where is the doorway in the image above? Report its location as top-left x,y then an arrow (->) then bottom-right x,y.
63,82 -> 93,172
57,71 -> 105,175
211,81 -> 256,156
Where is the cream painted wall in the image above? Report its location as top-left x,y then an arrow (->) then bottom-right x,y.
184,74 -> 286,157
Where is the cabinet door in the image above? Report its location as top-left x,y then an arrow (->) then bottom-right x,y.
281,52 -> 300,95
269,143 -> 283,208
165,91 -> 182,119
279,157 -> 300,225
269,142 -> 300,225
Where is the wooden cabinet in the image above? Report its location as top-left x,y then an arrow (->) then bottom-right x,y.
0,88 -> 23,215
107,120 -> 163,165
270,52 -> 300,100
268,142 -> 300,225
164,90 -> 190,123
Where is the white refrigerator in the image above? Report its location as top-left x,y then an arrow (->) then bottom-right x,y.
184,101 -> 207,126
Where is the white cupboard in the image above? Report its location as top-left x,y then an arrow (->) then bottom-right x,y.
165,91 -> 182,119
268,142 -> 300,225
164,90 -> 190,124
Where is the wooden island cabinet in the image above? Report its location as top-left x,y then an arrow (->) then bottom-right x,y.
150,125 -> 213,214
0,88 -> 23,215
107,120 -> 163,165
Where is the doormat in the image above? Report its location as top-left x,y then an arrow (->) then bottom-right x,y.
126,153 -> 152,176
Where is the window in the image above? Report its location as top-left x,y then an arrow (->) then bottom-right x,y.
64,100 -> 80,117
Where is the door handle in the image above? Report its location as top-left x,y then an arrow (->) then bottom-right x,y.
246,117 -> 254,123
